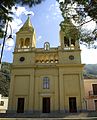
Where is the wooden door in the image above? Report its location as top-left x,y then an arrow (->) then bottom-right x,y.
17,98 -> 24,113
42,97 -> 50,113
69,97 -> 77,113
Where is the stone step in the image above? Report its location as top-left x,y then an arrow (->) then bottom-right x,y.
0,112 -> 97,119
0,118 -> 97,120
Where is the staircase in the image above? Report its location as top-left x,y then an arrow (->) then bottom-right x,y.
0,112 -> 97,120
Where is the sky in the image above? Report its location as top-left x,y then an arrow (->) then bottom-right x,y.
0,0 -> 97,64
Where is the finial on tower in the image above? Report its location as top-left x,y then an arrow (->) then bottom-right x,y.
17,13 -> 34,33
27,13 -> 31,17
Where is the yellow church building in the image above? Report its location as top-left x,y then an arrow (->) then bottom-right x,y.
8,16 -> 85,114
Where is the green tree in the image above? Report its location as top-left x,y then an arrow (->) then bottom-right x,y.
0,0 -> 44,38
0,62 -> 11,96
1,0 -> 97,45
57,0 -> 97,22
57,0 -> 97,46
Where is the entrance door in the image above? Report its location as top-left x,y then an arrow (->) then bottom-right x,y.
69,97 -> 77,113
17,98 -> 24,113
42,97 -> 50,113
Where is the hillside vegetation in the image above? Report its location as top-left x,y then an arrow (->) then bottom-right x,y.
0,62 -> 97,96
84,64 -> 97,79
0,62 -> 11,97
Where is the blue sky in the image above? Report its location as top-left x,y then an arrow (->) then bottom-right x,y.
0,0 -> 97,64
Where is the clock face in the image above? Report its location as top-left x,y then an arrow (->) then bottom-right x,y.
69,55 -> 74,60
19,57 -> 25,62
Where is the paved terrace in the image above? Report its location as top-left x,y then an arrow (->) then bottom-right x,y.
0,112 -> 97,119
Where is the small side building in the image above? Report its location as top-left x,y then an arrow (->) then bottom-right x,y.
84,79 -> 97,111
0,94 -> 8,113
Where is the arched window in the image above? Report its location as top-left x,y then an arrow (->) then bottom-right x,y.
71,39 -> 75,46
44,42 -> 50,50
25,38 -> 30,47
43,77 -> 49,89
64,36 -> 69,47
19,38 -> 24,48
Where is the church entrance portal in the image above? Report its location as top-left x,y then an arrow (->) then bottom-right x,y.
69,97 -> 77,113
42,97 -> 50,113
17,98 -> 24,113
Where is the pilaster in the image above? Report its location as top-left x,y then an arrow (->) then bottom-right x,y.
59,67 -> 64,112
28,68 -> 35,112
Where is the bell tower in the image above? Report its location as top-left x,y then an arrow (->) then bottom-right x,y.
15,16 -> 36,50
60,17 -> 80,50
12,16 -> 36,66
58,17 -> 81,64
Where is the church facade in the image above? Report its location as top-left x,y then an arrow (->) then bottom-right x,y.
8,16 -> 85,113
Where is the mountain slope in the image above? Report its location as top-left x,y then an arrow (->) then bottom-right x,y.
84,64 -> 97,79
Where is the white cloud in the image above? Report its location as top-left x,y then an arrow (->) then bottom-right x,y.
82,17 -> 96,32
12,6 -> 34,17
81,45 -> 97,64
9,6 -> 35,34
5,46 -> 13,51
37,35 -> 42,41
48,4 -> 54,11
3,38 -> 15,51
47,1 -> 62,20
59,0 -> 64,3
12,7 -> 25,17
46,15 -> 49,19
10,18 -> 23,33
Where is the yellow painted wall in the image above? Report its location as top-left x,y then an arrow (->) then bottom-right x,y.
34,68 -> 59,112
8,17 -> 85,113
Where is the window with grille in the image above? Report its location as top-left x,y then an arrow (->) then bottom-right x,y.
92,84 -> 97,95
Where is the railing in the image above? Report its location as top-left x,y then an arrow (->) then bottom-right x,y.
89,91 -> 97,96
14,47 -> 58,52
14,47 -> 33,52
35,59 -> 59,64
